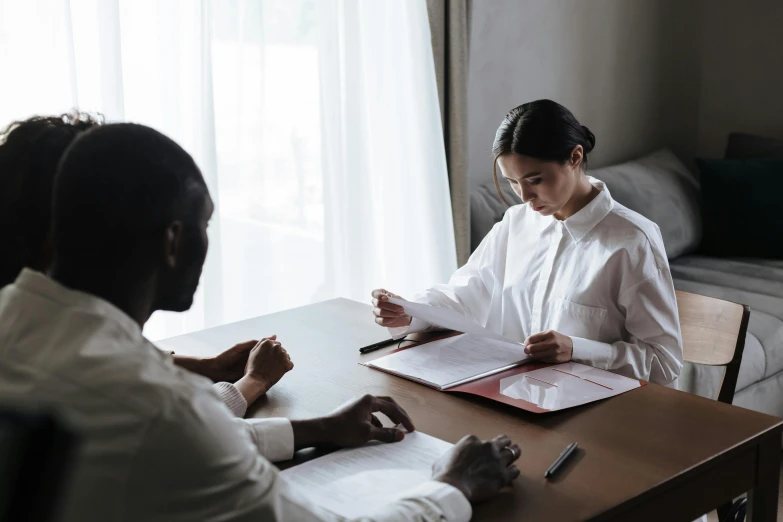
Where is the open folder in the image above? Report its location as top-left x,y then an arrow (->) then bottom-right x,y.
362,298 -> 643,413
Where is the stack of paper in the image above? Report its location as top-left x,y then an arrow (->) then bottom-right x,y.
368,333 -> 529,390
280,432 -> 453,519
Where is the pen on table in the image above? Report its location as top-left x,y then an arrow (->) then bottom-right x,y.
544,442 -> 578,479
359,337 -> 400,354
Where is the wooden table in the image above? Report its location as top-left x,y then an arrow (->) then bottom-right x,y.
158,298 -> 783,521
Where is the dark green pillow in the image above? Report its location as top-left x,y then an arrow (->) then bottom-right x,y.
696,157 -> 783,258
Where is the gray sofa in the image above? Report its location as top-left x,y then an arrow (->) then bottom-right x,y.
470,148 -> 783,418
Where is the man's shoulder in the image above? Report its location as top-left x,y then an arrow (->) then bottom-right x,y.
87,338 -> 218,419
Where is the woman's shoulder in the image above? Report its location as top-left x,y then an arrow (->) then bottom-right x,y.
601,201 -> 667,268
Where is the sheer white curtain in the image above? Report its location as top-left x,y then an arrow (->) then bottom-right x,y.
0,0 -> 457,340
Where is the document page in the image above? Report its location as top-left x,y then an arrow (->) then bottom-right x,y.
388,297 -> 514,344
368,333 -> 529,389
280,432 -> 453,519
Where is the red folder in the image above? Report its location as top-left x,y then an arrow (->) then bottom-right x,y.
361,333 -> 645,414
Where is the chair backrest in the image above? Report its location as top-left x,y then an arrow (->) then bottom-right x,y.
676,290 -> 750,404
0,407 -> 79,522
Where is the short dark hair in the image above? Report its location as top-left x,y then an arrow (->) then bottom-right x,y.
52,123 -> 207,274
492,99 -> 595,204
0,111 -> 102,286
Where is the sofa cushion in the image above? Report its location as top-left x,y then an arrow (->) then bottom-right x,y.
671,255 -> 783,395
695,157 -> 783,258
588,149 -> 701,260
725,132 -> 783,159
469,179 -> 518,252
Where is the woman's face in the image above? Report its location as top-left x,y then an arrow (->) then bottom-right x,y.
496,147 -> 584,219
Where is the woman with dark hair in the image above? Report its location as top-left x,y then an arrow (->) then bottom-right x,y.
0,112 -> 292,413
372,99 -> 682,386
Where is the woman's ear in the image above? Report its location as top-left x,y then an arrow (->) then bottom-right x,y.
570,145 -> 584,170
164,221 -> 183,269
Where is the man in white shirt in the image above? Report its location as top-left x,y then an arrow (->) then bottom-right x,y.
0,123 -> 521,521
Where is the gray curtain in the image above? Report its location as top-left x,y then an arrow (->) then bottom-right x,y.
426,0 -> 471,266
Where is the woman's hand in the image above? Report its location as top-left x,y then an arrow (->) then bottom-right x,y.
523,330 -> 574,363
371,289 -> 412,328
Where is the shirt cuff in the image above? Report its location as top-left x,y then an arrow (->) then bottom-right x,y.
401,481 -> 472,522
243,418 -> 295,462
570,336 -> 614,370
388,317 -> 431,340
212,382 -> 247,418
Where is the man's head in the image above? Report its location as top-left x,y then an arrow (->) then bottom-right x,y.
52,123 -> 212,314
0,112 -> 102,286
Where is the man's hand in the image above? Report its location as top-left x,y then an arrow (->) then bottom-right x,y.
291,394 -> 416,450
172,341 -> 261,383
432,434 -> 521,503
208,338 -> 275,383
234,338 -> 294,405
523,330 -> 574,363
244,338 -> 294,391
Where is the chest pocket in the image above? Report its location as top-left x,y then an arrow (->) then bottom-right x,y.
547,298 -> 607,340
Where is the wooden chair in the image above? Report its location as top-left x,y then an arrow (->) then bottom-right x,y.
677,289 -> 751,405
677,290 -> 751,522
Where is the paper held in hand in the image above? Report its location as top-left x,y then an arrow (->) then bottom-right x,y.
370,298 -> 531,390
387,297 -> 517,345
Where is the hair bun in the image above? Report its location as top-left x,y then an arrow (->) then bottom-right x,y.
581,125 -> 596,153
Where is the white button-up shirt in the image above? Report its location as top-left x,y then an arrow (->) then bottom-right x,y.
0,270 -> 470,522
395,178 -> 683,386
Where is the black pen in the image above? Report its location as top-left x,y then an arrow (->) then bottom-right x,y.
359,337 -> 400,354
544,442 -> 578,479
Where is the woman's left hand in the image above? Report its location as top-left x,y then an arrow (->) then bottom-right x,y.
523,330 -> 574,363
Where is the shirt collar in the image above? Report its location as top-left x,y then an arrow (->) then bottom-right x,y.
14,268 -> 143,340
536,176 -> 614,242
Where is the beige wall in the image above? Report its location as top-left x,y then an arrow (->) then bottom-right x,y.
697,0 -> 783,157
467,0 -> 701,187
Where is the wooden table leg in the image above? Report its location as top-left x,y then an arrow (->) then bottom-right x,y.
747,431 -> 781,521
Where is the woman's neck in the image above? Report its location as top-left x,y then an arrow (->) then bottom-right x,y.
554,175 -> 599,221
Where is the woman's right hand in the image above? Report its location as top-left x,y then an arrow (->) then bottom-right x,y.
371,289 -> 412,328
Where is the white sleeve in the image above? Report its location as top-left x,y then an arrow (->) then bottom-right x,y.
127,388 -> 471,522
213,382 -> 247,417
234,417 -> 295,462
389,216 -> 508,339
571,267 -> 684,385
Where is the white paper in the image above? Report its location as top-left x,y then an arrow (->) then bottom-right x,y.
280,432 -> 452,519
387,297 -> 516,345
369,333 -> 529,389
499,362 -> 641,411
